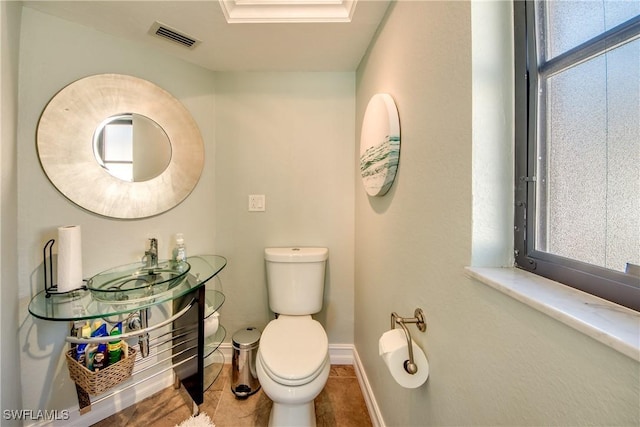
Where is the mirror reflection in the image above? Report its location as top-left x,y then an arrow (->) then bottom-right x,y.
93,113 -> 171,182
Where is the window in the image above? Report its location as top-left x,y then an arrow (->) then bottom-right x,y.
94,117 -> 134,181
514,1 -> 640,311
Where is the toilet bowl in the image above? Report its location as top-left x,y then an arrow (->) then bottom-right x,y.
260,247 -> 329,426
257,315 -> 330,427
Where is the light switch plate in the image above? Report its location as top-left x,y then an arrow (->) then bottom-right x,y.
248,194 -> 265,212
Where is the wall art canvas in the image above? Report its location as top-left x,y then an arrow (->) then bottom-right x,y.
360,93 -> 401,197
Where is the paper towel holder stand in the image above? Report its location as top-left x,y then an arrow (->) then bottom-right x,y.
390,308 -> 426,375
43,239 -> 87,298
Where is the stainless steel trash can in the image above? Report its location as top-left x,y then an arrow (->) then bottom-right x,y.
231,327 -> 261,398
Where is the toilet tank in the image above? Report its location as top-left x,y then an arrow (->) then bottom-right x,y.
264,247 -> 328,315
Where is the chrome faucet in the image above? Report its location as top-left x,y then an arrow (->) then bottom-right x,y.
144,238 -> 158,268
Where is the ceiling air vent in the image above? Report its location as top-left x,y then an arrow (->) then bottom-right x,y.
149,21 -> 201,49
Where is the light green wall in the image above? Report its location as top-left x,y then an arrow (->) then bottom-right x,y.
213,72 -> 355,343
1,0 -> 23,420
355,2 -> 639,425
16,7 -> 217,414
14,6 -> 355,418
7,1 -> 639,425
471,0 -> 514,267
16,7 -> 217,290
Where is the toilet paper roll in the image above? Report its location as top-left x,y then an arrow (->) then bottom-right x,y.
378,328 -> 429,388
57,225 -> 83,293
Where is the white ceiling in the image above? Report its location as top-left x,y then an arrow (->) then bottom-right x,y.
23,0 -> 391,71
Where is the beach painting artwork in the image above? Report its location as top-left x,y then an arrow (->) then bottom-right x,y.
360,93 -> 401,197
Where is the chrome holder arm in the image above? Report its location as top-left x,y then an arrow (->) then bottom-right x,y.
390,308 -> 426,375
65,298 -> 194,344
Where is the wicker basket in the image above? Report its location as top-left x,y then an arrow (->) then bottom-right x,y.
65,342 -> 136,395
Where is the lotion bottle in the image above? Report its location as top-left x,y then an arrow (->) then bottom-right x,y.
173,233 -> 187,263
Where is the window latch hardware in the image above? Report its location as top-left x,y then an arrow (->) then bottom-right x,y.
625,263 -> 640,278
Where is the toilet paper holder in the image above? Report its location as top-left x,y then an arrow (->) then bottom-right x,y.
390,308 -> 426,375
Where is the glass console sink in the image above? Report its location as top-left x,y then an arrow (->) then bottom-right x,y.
29,255 -> 226,321
28,255 -> 227,416
86,259 -> 190,302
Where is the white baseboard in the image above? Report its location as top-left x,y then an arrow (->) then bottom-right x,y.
219,342 -> 233,361
218,342 -> 355,365
353,347 -> 385,427
328,343 -> 355,365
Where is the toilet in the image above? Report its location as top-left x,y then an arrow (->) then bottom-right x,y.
257,247 -> 330,427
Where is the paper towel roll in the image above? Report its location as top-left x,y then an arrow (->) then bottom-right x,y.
379,328 -> 429,388
57,225 -> 83,292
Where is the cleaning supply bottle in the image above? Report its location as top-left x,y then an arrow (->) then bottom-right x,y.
108,323 -> 123,364
173,233 -> 187,263
86,322 -> 108,371
75,322 -> 91,365
92,342 -> 108,371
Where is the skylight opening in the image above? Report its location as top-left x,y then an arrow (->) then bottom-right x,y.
219,0 -> 357,23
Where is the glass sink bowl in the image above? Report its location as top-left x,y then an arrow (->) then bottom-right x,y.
86,260 -> 191,302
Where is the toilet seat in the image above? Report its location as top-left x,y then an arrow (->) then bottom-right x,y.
259,316 -> 328,387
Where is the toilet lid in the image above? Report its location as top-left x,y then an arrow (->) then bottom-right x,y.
259,316 -> 328,384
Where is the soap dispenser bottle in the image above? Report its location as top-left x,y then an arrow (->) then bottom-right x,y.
173,233 -> 187,263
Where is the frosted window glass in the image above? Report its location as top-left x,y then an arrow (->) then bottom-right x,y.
103,124 -> 133,161
544,0 -> 640,59
604,40 -> 640,272
537,39 -> 640,272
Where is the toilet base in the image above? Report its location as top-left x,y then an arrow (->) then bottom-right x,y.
269,401 -> 316,427
257,352 -> 330,427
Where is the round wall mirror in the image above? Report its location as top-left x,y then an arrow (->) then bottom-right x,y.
93,113 -> 171,182
37,74 -> 204,219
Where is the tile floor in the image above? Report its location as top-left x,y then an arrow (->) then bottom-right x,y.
92,364 -> 372,427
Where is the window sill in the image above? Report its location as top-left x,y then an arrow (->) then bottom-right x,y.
465,266 -> 640,362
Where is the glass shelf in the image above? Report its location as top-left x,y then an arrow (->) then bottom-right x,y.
205,289 -> 225,318
28,255 -> 227,321
204,349 -> 225,393
204,325 -> 227,359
